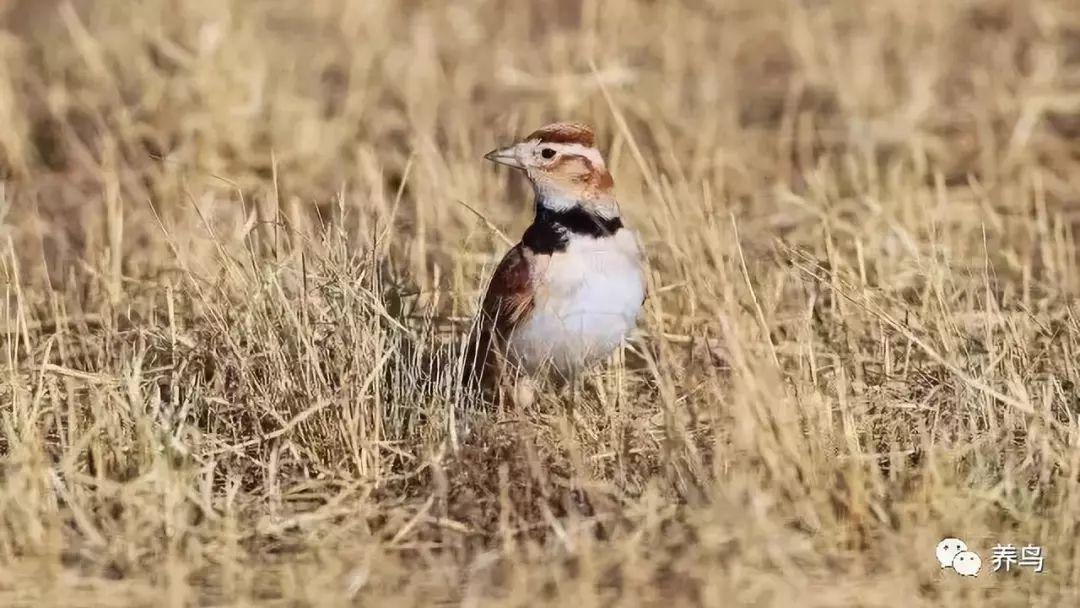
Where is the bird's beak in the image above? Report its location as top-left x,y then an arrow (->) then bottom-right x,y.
484,144 -> 524,170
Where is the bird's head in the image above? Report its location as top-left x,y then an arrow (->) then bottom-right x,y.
485,122 -> 617,215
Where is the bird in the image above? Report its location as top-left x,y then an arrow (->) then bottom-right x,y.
468,121 -> 646,408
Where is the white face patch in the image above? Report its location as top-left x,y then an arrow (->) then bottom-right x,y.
534,190 -> 620,220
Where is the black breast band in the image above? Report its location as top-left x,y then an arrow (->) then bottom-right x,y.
523,205 -> 623,254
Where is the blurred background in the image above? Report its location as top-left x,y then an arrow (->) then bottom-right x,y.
3,0 -> 1074,289
1,0 -> 1079,605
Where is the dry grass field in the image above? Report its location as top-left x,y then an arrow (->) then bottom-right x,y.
2,0 -> 1080,605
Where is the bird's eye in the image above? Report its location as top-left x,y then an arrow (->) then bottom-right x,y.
540,148 -> 556,159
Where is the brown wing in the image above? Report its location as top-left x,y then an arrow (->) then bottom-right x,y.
466,244 -> 536,388
480,244 -> 535,337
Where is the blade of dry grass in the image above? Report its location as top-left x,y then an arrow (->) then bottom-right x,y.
0,0 -> 1079,606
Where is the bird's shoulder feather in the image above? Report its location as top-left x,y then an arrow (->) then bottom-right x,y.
480,243 -> 536,334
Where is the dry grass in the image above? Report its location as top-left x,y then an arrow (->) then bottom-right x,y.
1,0 -> 1080,605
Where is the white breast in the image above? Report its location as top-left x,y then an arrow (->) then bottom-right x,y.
508,230 -> 645,376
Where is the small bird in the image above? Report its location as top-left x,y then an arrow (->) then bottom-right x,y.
469,121 -> 646,407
